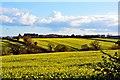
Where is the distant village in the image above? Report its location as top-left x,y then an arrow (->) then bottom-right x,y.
1,33 -> 120,39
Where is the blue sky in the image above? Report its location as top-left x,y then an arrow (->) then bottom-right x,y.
0,2 -> 118,36
1,0 -> 119,2
2,2 -> 117,16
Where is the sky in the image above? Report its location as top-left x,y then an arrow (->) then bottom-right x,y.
0,2 -> 118,36
1,0 -> 119,2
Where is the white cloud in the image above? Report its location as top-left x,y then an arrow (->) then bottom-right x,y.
0,7 -> 118,35
69,15 -> 118,27
37,11 -> 117,27
0,7 -> 37,25
53,10 -> 62,19
0,7 -> 117,27
38,11 -> 68,24
18,12 -> 37,25
0,15 -> 13,23
103,15 -> 118,26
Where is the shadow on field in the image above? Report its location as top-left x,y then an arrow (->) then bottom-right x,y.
1,77 -> 109,80
70,63 -> 93,67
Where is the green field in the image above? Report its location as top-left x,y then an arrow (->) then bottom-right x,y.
92,38 -> 118,42
1,50 -> 118,79
1,38 -> 116,51
32,38 -> 115,50
1,38 -> 119,79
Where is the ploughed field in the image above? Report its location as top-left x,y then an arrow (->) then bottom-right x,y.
1,50 -> 118,79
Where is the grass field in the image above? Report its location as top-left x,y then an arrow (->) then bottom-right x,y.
1,50 -> 118,79
32,38 -> 115,50
1,38 -> 119,79
1,38 -> 116,51
92,38 -> 118,42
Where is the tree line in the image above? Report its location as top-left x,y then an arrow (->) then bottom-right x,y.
2,36 -> 120,56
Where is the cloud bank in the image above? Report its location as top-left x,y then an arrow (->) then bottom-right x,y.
0,7 -> 118,35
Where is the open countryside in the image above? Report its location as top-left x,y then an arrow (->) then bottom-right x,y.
1,2 -> 120,80
1,36 -> 120,79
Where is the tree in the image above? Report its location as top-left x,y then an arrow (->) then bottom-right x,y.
81,44 -> 90,51
23,36 -> 32,46
34,42 -> 38,46
71,34 -> 75,37
16,36 -> 20,41
47,43 -> 55,52
18,34 -> 22,38
94,51 -> 120,80
90,40 -> 100,50
54,44 -> 68,52
116,41 -> 120,45
9,44 -> 21,55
